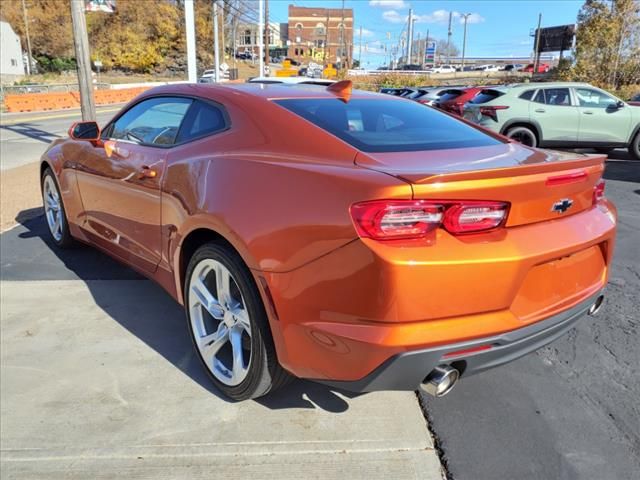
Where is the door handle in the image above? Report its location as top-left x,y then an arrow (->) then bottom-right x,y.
583,111 -> 594,115
535,108 -> 546,113
138,166 -> 157,179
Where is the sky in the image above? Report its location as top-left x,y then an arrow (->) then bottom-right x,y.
267,0 -> 585,67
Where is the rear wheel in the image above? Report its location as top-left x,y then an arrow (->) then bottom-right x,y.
41,168 -> 74,248
506,126 -> 538,148
629,132 -> 640,160
185,243 -> 290,400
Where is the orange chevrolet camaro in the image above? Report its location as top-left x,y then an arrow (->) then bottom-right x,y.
40,81 -> 617,400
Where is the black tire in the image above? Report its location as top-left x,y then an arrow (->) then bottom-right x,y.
506,125 -> 538,148
185,243 -> 291,400
41,167 -> 75,248
629,132 -> 640,160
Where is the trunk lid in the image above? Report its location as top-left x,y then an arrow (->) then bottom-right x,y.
355,144 -> 605,227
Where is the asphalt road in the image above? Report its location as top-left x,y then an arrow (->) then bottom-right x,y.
421,152 -> 640,480
0,106 -> 122,170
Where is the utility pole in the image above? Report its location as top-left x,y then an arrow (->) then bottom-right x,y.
407,9 -> 413,65
324,10 -> 330,66
69,0 -> 95,121
358,26 -> 363,66
446,11 -> 453,65
533,13 -> 542,76
264,0 -> 269,74
21,0 -> 33,75
258,0 -> 264,75
461,13 -> 471,71
340,0 -> 345,69
213,0 -> 220,82
184,0 -> 197,82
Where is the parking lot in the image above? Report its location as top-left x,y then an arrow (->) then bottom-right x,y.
0,213 -> 442,479
0,150 -> 637,480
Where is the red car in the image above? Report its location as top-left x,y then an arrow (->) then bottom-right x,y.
521,63 -> 550,73
434,87 -> 483,116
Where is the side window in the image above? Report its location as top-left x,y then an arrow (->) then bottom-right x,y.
176,100 -> 228,143
519,89 -> 535,101
533,89 -> 545,104
109,97 -> 192,146
575,88 -> 618,108
543,88 -> 571,106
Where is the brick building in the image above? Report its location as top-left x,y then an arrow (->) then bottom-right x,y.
288,5 -> 353,67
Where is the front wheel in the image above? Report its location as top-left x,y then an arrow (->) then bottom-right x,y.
506,126 -> 538,148
41,168 -> 74,248
629,132 -> 640,160
185,243 -> 290,400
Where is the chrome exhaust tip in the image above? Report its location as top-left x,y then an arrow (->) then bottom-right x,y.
420,365 -> 460,397
588,295 -> 605,316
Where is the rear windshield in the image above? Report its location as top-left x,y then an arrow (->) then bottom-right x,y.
438,90 -> 464,101
274,98 -> 502,153
470,89 -> 505,104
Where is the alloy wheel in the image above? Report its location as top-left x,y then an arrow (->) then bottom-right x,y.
43,175 -> 63,242
188,259 -> 252,386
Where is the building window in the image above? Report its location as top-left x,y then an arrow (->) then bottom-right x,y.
11,59 -> 18,67
315,22 -> 326,36
243,29 -> 252,46
314,39 -> 325,48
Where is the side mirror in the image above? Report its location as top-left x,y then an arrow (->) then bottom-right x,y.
69,121 -> 100,141
616,100 -> 625,109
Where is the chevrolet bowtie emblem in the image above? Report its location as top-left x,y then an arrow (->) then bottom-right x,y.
552,198 -> 574,214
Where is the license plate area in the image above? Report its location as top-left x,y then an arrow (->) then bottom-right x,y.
511,245 -> 606,323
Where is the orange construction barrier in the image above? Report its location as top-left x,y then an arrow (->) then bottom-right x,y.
4,86 -> 153,113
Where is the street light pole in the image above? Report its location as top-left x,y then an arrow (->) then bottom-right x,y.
21,0 -> 33,75
406,9 -> 413,65
258,0 -> 264,76
69,0 -> 95,121
461,13 -> 471,71
213,0 -> 220,83
184,0 -> 197,82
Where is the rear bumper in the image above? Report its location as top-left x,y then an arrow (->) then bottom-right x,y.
317,290 -> 603,392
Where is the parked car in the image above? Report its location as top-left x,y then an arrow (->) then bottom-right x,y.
502,64 -> 524,72
429,65 -> 457,74
411,86 -> 465,106
462,82 -> 640,158
521,63 -> 550,73
379,87 -> 416,97
628,93 -> 640,106
474,64 -> 500,72
198,69 -> 216,83
401,64 -> 423,71
42,81 -> 616,401
434,87 -> 484,115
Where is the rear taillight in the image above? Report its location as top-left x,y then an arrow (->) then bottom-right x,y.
593,179 -> 605,204
479,105 -> 509,121
350,200 -> 509,240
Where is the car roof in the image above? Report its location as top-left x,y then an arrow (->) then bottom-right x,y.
135,82 -> 384,103
248,76 -> 334,85
500,81 -> 597,90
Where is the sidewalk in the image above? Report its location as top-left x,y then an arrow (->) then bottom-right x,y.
0,218 -> 444,479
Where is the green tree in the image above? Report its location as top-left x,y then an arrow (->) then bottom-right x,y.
567,0 -> 640,88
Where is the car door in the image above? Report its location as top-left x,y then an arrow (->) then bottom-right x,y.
574,87 -> 632,144
74,96 -> 192,273
529,87 -> 579,143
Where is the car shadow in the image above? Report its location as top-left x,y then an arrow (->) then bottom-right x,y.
0,122 -> 63,143
4,212 -> 362,412
603,159 -> 640,183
